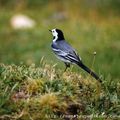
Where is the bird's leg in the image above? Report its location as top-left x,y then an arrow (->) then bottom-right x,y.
64,62 -> 70,72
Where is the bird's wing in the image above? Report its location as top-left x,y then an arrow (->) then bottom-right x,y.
52,40 -> 81,63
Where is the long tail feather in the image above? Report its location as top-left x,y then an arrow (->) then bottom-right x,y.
77,62 -> 102,82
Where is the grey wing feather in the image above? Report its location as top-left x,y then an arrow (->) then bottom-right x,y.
52,40 -> 81,63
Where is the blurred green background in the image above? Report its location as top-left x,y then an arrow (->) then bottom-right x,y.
0,0 -> 120,80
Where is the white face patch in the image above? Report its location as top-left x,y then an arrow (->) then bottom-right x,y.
51,29 -> 58,42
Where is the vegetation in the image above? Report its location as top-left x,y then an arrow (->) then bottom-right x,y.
0,0 -> 120,119
0,62 -> 120,119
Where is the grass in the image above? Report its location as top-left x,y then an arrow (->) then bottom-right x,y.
0,62 -> 120,120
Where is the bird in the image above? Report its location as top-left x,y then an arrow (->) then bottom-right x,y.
49,28 -> 102,82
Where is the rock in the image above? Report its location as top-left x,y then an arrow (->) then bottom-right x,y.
10,14 -> 36,29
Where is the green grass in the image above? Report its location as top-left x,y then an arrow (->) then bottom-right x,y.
0,63 -> 120,119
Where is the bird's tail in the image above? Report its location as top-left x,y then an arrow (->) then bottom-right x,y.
77,62 -> 102,82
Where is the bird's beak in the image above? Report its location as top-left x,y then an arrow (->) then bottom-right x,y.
49,29 -> 52,32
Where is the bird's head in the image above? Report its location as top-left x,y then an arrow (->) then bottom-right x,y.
49,28 -> 64,41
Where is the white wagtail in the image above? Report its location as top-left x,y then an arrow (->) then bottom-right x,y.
49,28 -> 102,82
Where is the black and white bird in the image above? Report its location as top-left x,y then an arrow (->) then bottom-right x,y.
49,28 -> 101,82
